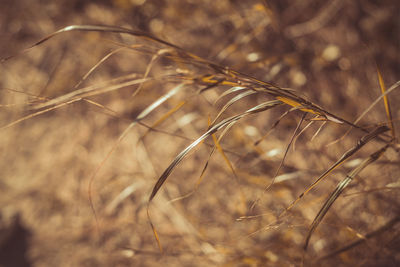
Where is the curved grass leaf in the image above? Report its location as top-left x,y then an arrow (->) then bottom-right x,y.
286,125 -> 390,212
304,144 -> 390,250
74,46 -> 134,89
211,90 -> 258,126
1,24 -> 182,62
214,86 -> 247,104
149,100 -> 283,202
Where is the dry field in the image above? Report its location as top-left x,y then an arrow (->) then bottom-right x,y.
1,0 -> 399,266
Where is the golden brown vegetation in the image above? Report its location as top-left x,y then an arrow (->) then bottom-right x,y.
1,0 -> 399,266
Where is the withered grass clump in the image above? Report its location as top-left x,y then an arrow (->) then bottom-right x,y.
1,1 -> 399,266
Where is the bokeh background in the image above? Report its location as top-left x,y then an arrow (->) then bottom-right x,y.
1,0 -> 399,266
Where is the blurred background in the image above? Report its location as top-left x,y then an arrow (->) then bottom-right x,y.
1,0 -> 399,266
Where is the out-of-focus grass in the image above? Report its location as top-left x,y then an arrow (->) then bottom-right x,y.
1,1 -> 399,266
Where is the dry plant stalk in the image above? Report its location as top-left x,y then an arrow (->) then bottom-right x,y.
1,15 -> 399,266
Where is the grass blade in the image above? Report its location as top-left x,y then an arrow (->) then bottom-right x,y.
140,101 -> 186,140
214,86 -> 247,104
286,126 -> 390,212
149,100 -> 282,202
304,144 -> 390,250
354,80 -> 400,126
1,24 -> 182,62
74,47 -> 133,89
211,90 -> 258,126
377,67 -> 395,139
